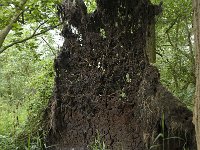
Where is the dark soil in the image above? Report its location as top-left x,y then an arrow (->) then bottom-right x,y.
45,0 -> 196,149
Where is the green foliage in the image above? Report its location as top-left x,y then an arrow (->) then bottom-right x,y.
155,0 -> 194,108
0,0 -> 61,148
90,130 -> 107,150
0,33 -> 56,149
0,0 -> 62,52
85,0 -> 97,13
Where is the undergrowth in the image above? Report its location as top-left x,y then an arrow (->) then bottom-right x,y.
0,59 -> 54,150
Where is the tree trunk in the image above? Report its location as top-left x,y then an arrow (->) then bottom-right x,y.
45,0 -> 196,149
193,0 -> 200,149
146,22 -> 156,63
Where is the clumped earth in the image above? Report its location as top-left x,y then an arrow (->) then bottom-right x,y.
46,0 -> 196,149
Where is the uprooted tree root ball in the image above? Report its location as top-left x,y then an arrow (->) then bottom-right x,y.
45,0 -> 196,149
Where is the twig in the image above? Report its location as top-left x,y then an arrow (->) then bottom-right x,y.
0,22 -> 62,54
41,37 -> 56,56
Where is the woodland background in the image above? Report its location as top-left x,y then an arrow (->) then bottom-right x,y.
0,0 -> 194,149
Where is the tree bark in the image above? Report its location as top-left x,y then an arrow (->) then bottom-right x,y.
45,0 -> 196,149
193,0 -> 200,149
146,22 -> 156,63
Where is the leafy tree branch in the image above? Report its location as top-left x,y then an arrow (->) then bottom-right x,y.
0,22 -> 62,54
0,0 -> 28,49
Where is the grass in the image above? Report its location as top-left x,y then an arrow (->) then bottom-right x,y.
0,96 -> 47,150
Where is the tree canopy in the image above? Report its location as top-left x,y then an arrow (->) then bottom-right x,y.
0,0 -> 62,53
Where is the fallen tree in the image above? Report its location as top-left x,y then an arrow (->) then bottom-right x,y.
45,0 -> 196,149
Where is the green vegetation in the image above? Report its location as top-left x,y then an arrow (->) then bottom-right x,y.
0,0 -> 194,149
90,130 -> 107,150
155,0 -> 194,108
0,0 -> 60,149
0,42 -> 55,149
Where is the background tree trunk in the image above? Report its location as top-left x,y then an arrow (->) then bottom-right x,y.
193,0 -> 200,149
146,22 -> 156,63
45,0 -> 196,149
